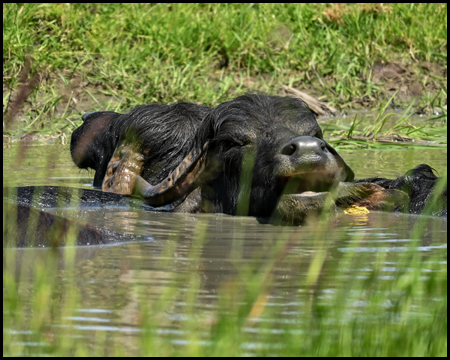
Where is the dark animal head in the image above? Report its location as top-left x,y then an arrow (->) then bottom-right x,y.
130,94 -> 354,217
356,164 -> 447,217
70,103 -> 211,189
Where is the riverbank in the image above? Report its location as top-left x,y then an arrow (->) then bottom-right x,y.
3,4 -> 447,141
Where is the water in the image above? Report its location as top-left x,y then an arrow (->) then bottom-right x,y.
3,142 -> 447,186
3,143 -> 448,356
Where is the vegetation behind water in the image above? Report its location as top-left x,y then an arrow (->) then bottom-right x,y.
3,3 -> 447,139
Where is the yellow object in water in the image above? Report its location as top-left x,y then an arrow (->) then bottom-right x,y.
344,205 -> 370,215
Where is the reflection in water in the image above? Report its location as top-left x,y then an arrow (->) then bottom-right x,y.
347,213 -> 370,227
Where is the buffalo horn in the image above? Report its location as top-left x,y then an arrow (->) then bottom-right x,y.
133,142 -> 209,206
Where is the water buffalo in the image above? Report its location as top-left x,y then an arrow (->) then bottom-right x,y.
4,94 -> 446,248
71,94 -> 433,225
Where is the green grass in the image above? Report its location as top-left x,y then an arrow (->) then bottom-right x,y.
3,3 -> 447,138
325,98 -> 448,150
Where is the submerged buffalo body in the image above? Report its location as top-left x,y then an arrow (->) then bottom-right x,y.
70,94 -> 444,224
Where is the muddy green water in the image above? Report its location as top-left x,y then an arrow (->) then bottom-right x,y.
3,142 -> 447,187
3,143 -> 448,355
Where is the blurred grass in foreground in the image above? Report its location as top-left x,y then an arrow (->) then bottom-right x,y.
3,202 -> 447,356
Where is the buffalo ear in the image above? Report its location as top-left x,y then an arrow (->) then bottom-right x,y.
325,143 -> 355,182
133,142 -> 210,207
71,111 -> 121,187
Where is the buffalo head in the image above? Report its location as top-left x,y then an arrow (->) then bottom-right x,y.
98,96 -> 352,216
72,94 -> 413,224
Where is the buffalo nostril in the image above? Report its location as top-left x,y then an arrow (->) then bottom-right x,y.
281,144 -> 296,156
281,136 -> 327,157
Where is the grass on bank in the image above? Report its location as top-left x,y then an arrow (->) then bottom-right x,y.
3,3 -> 447,138
325,90 -> 448,150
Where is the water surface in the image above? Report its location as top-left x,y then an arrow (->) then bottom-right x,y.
3,143 -> 447,356
3,143 -> 447,186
